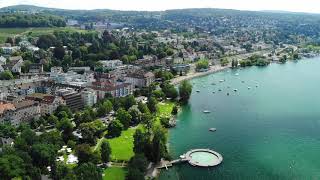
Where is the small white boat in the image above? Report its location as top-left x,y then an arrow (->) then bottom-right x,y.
248,87 -> 251,89
203,110 -> 211,113
209,128 -> 217,132
219,80 -> 224,82
235,73 -> 239,76
196,90 -> 200,92
233,89 -> 238,92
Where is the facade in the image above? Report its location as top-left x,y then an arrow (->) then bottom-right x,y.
29,63 -> 44,74
3,56 -> 24,73
81,88 -> 98,107
91,73 -> 133,99
0,100 -> 40,126
56,88 -> 84,111
26,93 -> 66,115
125,70 -> 155,88
99,60 -> 123,70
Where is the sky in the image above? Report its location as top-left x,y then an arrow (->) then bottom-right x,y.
0,0 -> 320,13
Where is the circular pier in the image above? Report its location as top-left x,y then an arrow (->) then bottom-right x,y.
185,149 -> 223,167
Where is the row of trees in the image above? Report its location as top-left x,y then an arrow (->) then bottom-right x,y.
0,13 -> 66,28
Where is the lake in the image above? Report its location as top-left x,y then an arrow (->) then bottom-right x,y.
159,58 -> 320,180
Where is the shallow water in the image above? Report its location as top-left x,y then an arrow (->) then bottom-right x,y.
159,58 -> 320,180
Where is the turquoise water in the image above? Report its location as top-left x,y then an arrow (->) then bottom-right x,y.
159,58 -> 320,180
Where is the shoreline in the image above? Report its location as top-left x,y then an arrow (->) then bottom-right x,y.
170,64 -> 231,85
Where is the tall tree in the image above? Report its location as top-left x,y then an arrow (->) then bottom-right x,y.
100,141 -> 111,163
179,80 -> 193,103
75,163 -> 102,180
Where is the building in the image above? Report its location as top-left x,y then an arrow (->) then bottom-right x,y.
0,100 -> 40,126
81,88 -> 97,107
29,63 -> 44,74
68,67 -> 91,73
26,93 -> 66,115
91,73 -> 133,99
56,88 -> 84,111
3,56 -> 24,73
99,60 -> 123,70
1,46 -> 20,55
125,70 -> 155,88
134,55 -> 166,68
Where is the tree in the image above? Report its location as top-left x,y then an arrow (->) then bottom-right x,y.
39,131 -> 64,150
55,105 -> 72,118
171,105 -> 178,115
107,120 -> 123,138
179,80 -> 193,103
79,120 -> 105,145
31,143 -> 57,168
128,154 -> 148,173
56,118 -> 74,142
97,100 -> 113,117
0,154 -> 26,179
161,83 -> 178,100
220,58 -> 229,66
5,37 -> 14,45
126,167 -> 144,180
54,46 -> 66,60
0,70 -> 14,80
100,141 -> 111,163
0,123 -> 17,139
126,154 -> 148,180
75,163 -> 102,180
116,108 -> 132,129
37,34 -> 57,49
152,89 -> 165,100
51,162 -> 75,180
196,59 -> 209,71
76,144 -> 100,164
123,95 -> 136,110
138,102 -> 150,114
147,97 -> 158,113
133,129 -> 147,154
129,108 -> 141,126
151,126 -> 168,163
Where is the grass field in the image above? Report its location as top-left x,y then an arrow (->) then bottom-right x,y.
0,27 -> 91,43
103,167 -> 127,180
157,101 -> 175,118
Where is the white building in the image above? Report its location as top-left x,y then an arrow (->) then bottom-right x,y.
81,88 -> 97,107
99,60 -> 123,70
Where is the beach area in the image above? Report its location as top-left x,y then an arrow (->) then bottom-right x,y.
170,64 -> 231,85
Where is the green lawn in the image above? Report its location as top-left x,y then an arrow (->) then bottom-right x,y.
107,127 -> 139,162
157,101 -> 175,118
103,167 -> 127,180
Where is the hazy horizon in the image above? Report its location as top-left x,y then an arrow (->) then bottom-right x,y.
0,0 -> 320,13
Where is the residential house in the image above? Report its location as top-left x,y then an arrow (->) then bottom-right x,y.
29,63 -> 44,74
81,88 -> 97,107
92,73 -> 133,99
0,100 -> 40,126
3,56 -> 24,73
125,70 -> 155,88
99,60 -> 123,70
26,93 -> 66,115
